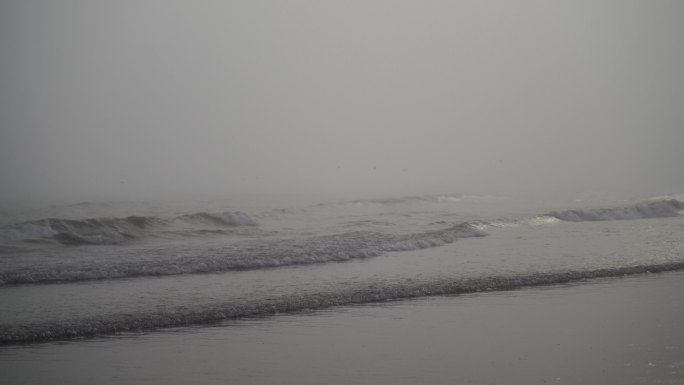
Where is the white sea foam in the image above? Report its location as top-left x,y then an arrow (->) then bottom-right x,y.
2,262 -> 683,344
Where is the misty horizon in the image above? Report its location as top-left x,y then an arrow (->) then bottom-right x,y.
2,1 -> 683,204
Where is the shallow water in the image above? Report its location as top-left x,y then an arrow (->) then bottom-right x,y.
2,272 -> 683,385
0,194 -> 683,383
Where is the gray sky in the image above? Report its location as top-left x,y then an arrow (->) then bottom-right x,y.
1,0 -> 683,202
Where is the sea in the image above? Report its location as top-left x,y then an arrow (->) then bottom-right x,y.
1,192 -> 683,384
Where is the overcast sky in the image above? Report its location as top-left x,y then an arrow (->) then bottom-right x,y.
1,0 -> 683,202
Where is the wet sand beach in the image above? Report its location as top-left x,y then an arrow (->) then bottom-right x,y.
2,271 -> 683,385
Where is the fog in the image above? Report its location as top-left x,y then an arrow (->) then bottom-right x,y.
2,0 -> 683,203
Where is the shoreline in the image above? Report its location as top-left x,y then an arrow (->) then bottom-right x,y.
2,271 -> 683,384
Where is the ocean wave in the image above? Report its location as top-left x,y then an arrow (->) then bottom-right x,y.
548,199 -> 682,222
318,194 -> 470,207
176,211 -> 258,227
0,223 -> 485,285
0,211 -> 258,245
2,262 -> 683,344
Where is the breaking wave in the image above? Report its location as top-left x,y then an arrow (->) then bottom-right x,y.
2,262 -> 683,344
316,194 -> 505,207
548,199 -> 682,222
0,223 -> 485,285
0,211 -> 258,245
177,212 -> 258,227
1,199 -> 681,284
